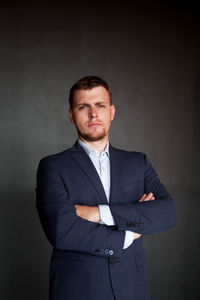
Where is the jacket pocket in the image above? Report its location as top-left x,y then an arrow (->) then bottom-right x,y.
121,180 -> 142,192
53,249 -> 87,262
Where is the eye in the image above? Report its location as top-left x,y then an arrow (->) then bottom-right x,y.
78,106 -> 86,110
98,104 -> 105,108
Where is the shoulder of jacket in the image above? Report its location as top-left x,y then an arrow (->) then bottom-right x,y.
38,147 -> 73,166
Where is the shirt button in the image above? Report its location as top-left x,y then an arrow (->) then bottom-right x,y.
109,250 -> 114,256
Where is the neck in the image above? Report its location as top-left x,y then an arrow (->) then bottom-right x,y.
78,136 -> 109,154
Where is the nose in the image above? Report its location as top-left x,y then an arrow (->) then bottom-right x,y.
89,106 -> 98,119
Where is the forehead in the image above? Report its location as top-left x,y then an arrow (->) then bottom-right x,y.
73,86 -> 110,105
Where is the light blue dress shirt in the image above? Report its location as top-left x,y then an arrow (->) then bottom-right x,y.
78,139 -> 134,249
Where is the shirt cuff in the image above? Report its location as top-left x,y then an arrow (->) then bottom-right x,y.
98,205 -> 116,226
123,231 -> 135,249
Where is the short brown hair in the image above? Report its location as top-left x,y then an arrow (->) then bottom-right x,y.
69,76 -> 112,109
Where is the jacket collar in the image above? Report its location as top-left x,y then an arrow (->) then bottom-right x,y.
69,140 -> 122,204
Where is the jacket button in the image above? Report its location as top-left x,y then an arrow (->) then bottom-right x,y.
105,249 -> 109,254
109,250 -> 114,255
100,249 -> 104,254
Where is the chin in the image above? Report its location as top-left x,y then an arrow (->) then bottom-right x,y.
79,132 -> 107,142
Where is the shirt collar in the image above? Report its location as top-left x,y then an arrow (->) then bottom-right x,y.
78,139 -> 110,157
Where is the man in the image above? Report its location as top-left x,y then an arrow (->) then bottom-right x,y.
36,76 -> 176,300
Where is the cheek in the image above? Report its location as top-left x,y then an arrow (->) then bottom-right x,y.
74,113 -> 87,124
103,118 -> 112,129
100,110 -> 111,119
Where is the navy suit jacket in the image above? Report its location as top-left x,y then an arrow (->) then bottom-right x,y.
36,140 -> 176,300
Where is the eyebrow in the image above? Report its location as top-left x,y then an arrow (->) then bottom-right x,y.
75,102 -> 108,107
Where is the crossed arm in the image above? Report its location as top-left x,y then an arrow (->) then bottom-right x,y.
74,192 -> 155,241
36,155 -> 176,258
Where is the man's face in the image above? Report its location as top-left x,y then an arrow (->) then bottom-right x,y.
69,86 -> 115,142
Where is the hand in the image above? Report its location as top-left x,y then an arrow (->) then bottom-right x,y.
139,192 -> 155,202
134,232 -> 142,240
74,205 -> 100,223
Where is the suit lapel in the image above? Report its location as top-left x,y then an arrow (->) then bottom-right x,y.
69,141 -> 108,204
109,144 -> 123,204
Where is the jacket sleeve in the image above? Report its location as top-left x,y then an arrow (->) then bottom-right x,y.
36,158 -> 125,258
109,154 -> 177,235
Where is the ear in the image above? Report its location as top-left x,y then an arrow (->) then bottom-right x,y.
110,105 -> 115,121
68,108 -> 75,124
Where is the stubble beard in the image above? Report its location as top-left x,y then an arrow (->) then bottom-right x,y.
77,128 -> 108,142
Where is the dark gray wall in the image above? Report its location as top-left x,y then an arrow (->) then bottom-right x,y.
1,1 -> 199,299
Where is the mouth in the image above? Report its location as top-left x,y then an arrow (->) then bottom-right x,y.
87,122 -> 102,127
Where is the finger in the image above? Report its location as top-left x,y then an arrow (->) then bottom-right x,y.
145,195 -> 155,201
143,193 -> 154,201
145,192 -> 153,200
139,193 -> 147,202
139,194 -> 145,202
